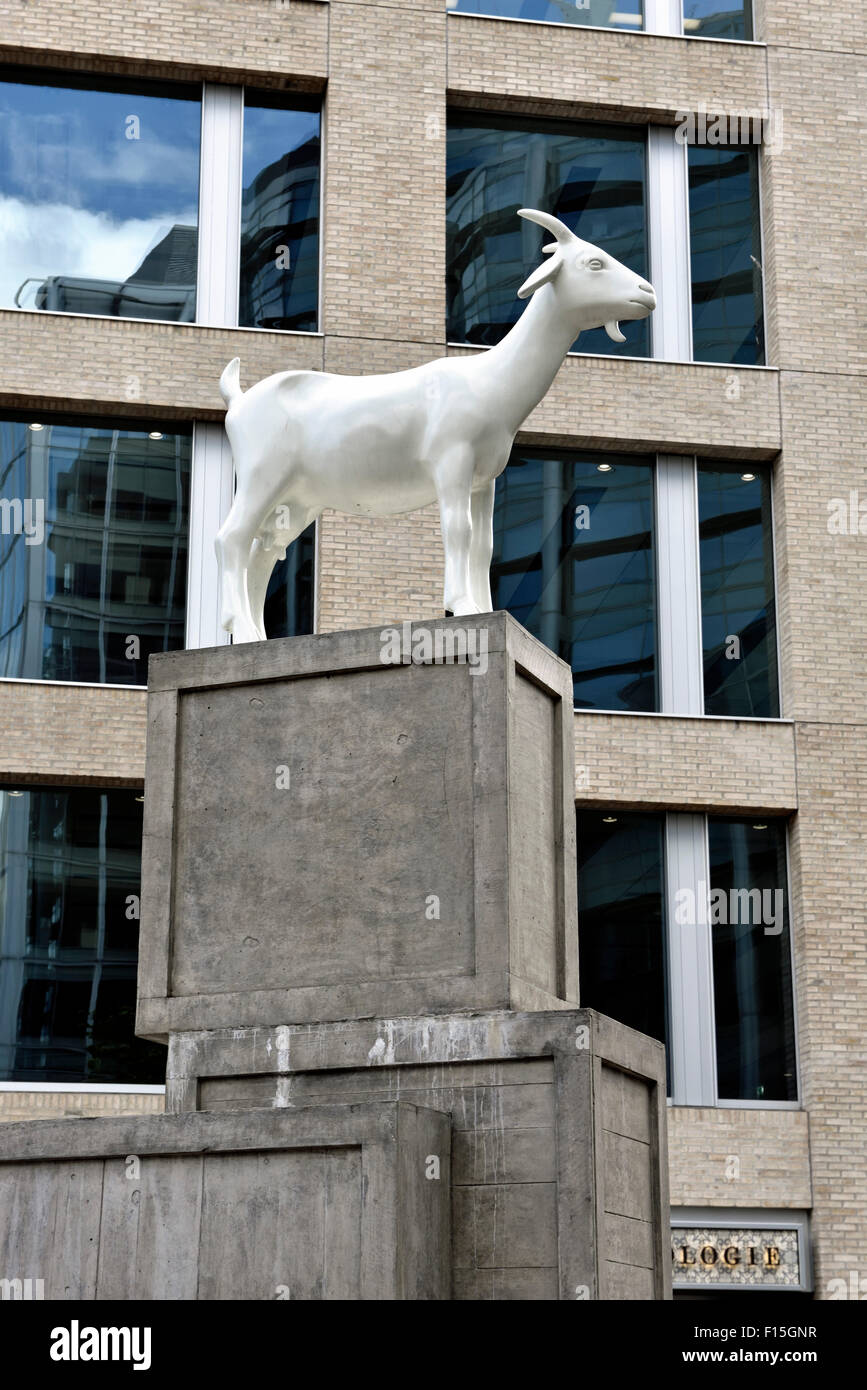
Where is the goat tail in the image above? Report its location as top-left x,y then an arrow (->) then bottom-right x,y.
219,357 -> 242,407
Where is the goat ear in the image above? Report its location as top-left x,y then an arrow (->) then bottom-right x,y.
517,255 -> 562,300
517,207 -> 576,245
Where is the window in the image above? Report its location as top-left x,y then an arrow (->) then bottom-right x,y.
447,116 -> 649,358
0,417 -> 190,685
0,786 -> 162,1083
239,93 -> 321,332
576,810 -> 667,1045
698,462 -> 779,717
688,144 -> 764,365
0,68 -> 201,321
491,448 -> 657,710
447,0 -> 643,30
576,810 -> 797,1104
263,525 -> 316,640
708,818 -> 796,1102
682,1 -> 752,41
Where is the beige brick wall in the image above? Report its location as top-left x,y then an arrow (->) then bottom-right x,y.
573,714 -> 797,813
0,681 -> 146,785
669,1107 -> 811,1209
0,1089 -> 163,1123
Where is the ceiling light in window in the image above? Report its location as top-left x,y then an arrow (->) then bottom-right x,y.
597,463 -> 614,473
135,794 -> 145,802
29,422 -> 44,432
683,17 -> 701,29
148,431 -> 164,441
8,789 -> 24,797
602,815 -> 618,823
741,472 -> 756,482
753,823 -> 768,830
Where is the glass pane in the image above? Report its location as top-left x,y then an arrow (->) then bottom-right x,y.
0,786 -> 163,1082
0,417 -> 191,685
447,0 -> 642,30
0,68 -> 200,321
263,522 -> 316,638
698,462 -> 779,717
682,0 -> 752,41
240,93 -> 320,332
447,116 -> 649,357
576,810 -> 668,1049
708,818 -> 796,1101
491,449 -> 657,710
688,143 -> 764,364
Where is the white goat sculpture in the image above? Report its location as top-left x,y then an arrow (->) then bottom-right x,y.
216,208 -> 656,643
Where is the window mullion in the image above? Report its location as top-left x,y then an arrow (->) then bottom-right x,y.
665,812 -> 718,1106
196,84 -> 243,327
647,125 -> 691,361
644,0 -> 683,36
655,454 -> 703,715
185,424 -> 234,650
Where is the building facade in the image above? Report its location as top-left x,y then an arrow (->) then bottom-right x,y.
0,0 -> 864,1300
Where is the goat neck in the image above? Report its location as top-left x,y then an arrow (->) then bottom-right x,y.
477,283 -> 581,435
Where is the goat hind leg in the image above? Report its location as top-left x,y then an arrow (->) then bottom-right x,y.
246,506 -> 314,641
469,480 -> 495,614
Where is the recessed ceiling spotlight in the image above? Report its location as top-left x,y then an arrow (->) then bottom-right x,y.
597,463 -> 614,473
741,472 -> 756,482
602,815 -> 618,823
29,422 -> 44,432
8,789 -> 24,797
148,431 -> 164,441
135,794 -> 145,802
753,823 -> 768,830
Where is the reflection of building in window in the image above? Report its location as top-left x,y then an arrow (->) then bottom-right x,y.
448,0 -> 643,32
0,420 -> 190,686
240,132 -> 320,331
19,223 -> 197,322
0,786 -> 163,1083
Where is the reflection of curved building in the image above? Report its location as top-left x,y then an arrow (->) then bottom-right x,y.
0,420 -> 190,685
240,133 -> 320,331
23,223 -> 197,321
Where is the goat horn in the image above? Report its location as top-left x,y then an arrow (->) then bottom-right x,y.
517,208 -> 576,244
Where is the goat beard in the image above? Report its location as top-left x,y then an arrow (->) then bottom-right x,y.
604,320 -> 626,343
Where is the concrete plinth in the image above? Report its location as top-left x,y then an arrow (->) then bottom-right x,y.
137,613 -> 578,1039
0,1103 -> 450,1300
166,1008 -> 672,1300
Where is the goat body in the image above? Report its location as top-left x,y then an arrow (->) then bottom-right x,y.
216,208 -> 656,642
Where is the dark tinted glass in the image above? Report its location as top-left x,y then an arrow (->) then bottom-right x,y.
708,818 -> 796,1101
491,449 -> 657,710
576,810 -> 668,1049
683,0 -> 752,40
0,786 -> 163,1082
698,462 -> 778,717
240,94 -> 320,332
0,68 -> 200,320
448,0 -> 642,29
0,418 -> 190,685
688,143 -> 764,364
447,117 -> 649,357
263,523 -> 315,639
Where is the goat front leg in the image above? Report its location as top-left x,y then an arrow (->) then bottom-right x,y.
435,447 -> 478,617
469,479 -> 496,614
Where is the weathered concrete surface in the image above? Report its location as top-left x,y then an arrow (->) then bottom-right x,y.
137,614 -> 578,1038
0,1103 -> 449,1301
166,1008 -> 671,1300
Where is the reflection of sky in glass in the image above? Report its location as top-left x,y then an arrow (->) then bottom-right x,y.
0,75 -> 200,310
682,0 -> 750,40
448,0 -> 642,29
688,144 -> 763,365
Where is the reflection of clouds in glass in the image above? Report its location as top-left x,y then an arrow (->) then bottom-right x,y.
0,196 -> 197,308
0,110 -> 199,213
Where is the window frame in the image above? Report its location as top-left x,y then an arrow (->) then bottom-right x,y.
0,70 -> 324,339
